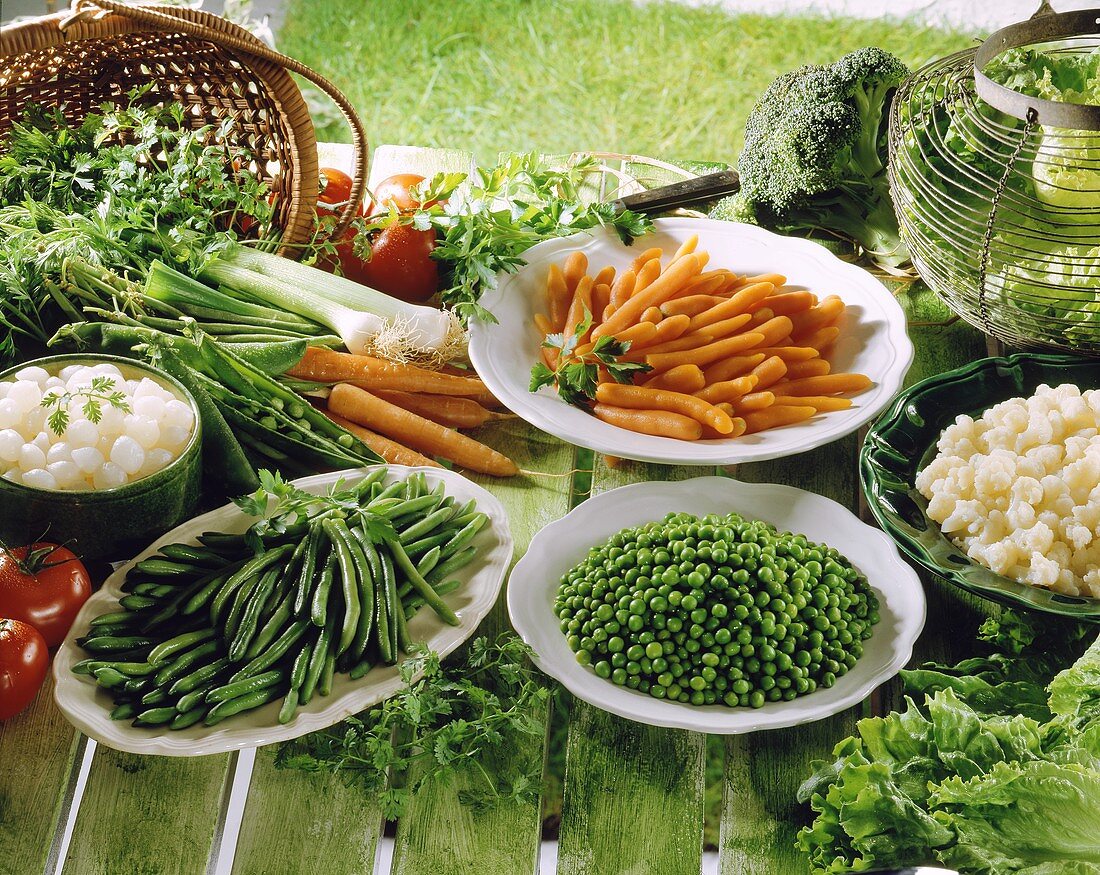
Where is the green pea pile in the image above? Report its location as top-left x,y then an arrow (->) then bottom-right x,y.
555,512 -> 879,708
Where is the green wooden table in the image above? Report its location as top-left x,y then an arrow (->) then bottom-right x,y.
0,145 -> 996,875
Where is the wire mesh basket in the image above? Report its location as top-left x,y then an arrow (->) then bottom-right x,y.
889,8 -> 1100,353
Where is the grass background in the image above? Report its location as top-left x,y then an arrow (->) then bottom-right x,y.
279,0 -> 973,848
279,0 -> 975,165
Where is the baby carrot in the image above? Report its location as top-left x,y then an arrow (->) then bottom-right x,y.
731,391 -> 775,413
593,265 -> 616,288
329,384 -> 518,477
772,394 -> 853,412
641,363 -> 705,393
689,282 -> 773,332
563,275 -> 594,342
640,313 -> 691,347
741,405 -> 817,434
695,374 -> 759,403
630,247 -> 662,272
749,355 -> 788,391
796,325 -> 841,350
760,291 -> 816,316
595,383 -> 735,434
700,416 -> 747,440
607,268 -> 637,314
701,353 -> 767,385
592,403 -> 703,440
748,307 -> 775,327
646,331 -> 766,371
661,295 -> 728,318
672,234 -> 699,260
594,255 -> 701,339
632,258 -> 663,297
613,321 -> 660,347
546,264 -> 572,331
732,272 -> 786,289
642,306 -> 663,324
590,283 -> 612,328
562,252 -> 588,292
784,358 -> 831,379
621,333 -> 714,360
686,312 -> 752,341
776,374 -> 873,396
788,295 -> 844,336
752,346 -> 820,362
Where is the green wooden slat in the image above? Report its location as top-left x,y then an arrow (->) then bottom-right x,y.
390,419 -> 575,875
556,462 -> 706,875
0,675 -> 83,874
231,754 -> 382,875
719,433 -> 861,875
65,749 -> 232,875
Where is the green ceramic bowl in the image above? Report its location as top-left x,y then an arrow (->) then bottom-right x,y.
860,352 -> 1100,620
0,355 -> 202,563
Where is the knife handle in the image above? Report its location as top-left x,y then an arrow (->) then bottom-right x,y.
611,170 -> 740,215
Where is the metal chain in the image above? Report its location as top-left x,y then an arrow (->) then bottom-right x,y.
976,108 -> 1036,333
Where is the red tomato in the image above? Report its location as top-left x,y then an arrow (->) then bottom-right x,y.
370,173 -> 438,214
0,543 -> 92,649
0,619 -> 48,720
359,224 -> 440,304
319,167 -> 355,208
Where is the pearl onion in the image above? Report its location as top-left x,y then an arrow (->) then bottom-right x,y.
47,461 -> 82,489
0,399 -> 20,430
71,446 -> 105,474
97,404 -> 125,437
14,366 -> 50,384
161,425 -> 191,451
46,441 -> 73,465
140,448 -> 174,477
110,435 -> 145,475
66,418 -> 100,448
21,468 -> 57,490
123,414 -> 159,450
133,378 -> 162,399
32,432 -> 51,454
164,399 -> 195,431
133,395 -> 166,421
93,462 -> 127,490
0,429 -> 21,463
2,469 -> 21,485
18,443 -> 46,471
58,365 -> 81,381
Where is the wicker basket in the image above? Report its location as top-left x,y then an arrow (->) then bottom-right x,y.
0,0 -> 366,254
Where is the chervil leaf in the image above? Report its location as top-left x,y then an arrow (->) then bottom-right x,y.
529,361 -> 555,393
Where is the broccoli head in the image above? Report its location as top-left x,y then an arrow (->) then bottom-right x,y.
713,47 -> 911,268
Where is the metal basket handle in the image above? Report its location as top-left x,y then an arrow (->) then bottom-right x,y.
66,0 -> 367,241
974,7 -> 1100,130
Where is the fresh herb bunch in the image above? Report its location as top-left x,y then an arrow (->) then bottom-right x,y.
0,90 -> 277,358
274,633 -> 552,818
529,311 -> 650,406
40,375 -> 132,436
361,153 -> 653,322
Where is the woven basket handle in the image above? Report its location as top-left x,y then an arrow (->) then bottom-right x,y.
70,0 -> 367,240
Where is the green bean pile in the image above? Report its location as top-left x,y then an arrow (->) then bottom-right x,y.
555,512 -> 879,708
74,469 -> 487,730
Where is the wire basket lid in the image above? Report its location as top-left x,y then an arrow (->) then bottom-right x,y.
975,5 -> 1100,131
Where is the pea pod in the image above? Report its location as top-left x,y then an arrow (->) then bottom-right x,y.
110,702 -> 139,721
169,657 -> 232,697
154,640 -> 221,687
344,529 -> 375,662
246,591 -> 294,661
278,689 -> 300,725
310,554 -> 337,629
133,707 -> 177,727
398,505 -> 458,545
134,558 -> 209,578
294,523 -> 324,617
300,622 -> 331,705
170,707 -> 207,730
426,546 -> 478,585
229,569 -> 280,661
206,669 -> 285,704
159,543 -> 226,567
384,537 -> 459,626
78,635 -> 155,654
210,543 -> 294,626
148,629 -> 216,668
439,513 -> 489,560
229,620 -> 309,683
322,519 -> 360,656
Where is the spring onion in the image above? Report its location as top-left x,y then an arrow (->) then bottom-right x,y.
202,246 -> 464,364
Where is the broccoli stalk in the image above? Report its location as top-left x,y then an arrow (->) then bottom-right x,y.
711,47 -> 911,269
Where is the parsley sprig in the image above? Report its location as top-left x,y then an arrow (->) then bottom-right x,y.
529,312 -> 651,407
40,375 -> 131,435
274,634 -> 552,818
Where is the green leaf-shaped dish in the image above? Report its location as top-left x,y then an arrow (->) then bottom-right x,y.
860,352 -> 1100,620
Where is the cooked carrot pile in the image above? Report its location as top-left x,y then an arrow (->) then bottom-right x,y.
287,347 -> 518,476
530,235 -> 873,441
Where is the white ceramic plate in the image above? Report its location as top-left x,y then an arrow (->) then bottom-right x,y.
53,466 -> 514,756
469,217 -> 914,465
508,477 -> 925,734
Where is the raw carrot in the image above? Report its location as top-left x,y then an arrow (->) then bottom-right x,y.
645,330 -> 765,371
329,384 -> 518,477
563,252 -> 588,291
695,374 -> 759,403
742,405 -> 817,434
288,347 -> 488,397
630,247 -> 662,272
701,353 -> 767,385
749,355 -> 788,390
775,374 -> 872,396
641,363 -> 705,393
595,383 -> 735,433
759,291 -> 816,316
374,390 -> 500,429
635,314 -> 690,348
784,358 -> 831,379
324,412 -> 442,469
772,394 -> 853,412
594,254 -> 701,339
660,295 -> 727,318
795,325 -> 841,350
592,403 -> 702,440
546,264 -> 571,330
